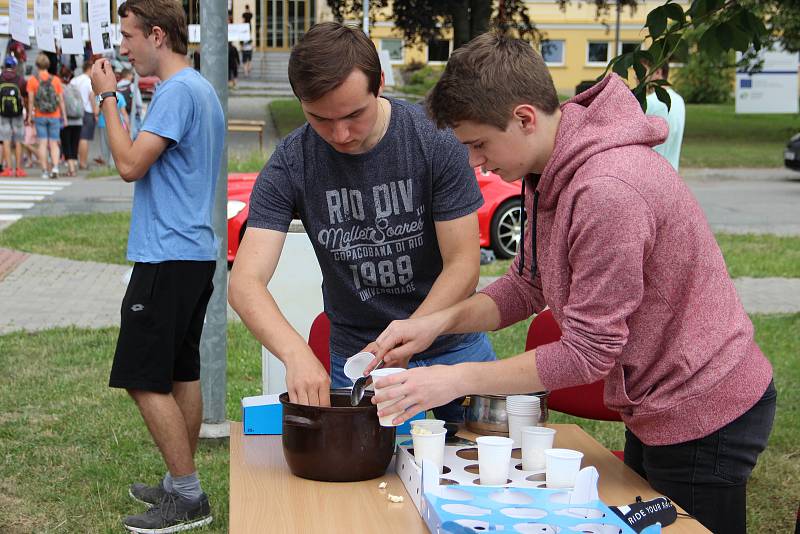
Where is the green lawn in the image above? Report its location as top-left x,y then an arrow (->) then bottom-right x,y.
267,99 -> 800,169
681,104 -> 800,168
268,99 -> 307,138
1,212 -> 797,279
229,149 -> 269,173
480,233 -> 800,279
1,314 -> 796,532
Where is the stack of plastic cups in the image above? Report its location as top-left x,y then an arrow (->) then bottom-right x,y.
505,395 -> 541,446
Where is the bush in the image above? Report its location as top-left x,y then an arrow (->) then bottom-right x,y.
398,65 -> 443,96
673,37 -> 735,104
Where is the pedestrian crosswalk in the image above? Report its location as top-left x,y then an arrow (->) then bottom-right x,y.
0,179 -> 72,222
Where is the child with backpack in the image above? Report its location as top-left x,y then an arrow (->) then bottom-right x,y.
0,55 -> 27,176
59,66 -> 83,176
25,53 -> 66,179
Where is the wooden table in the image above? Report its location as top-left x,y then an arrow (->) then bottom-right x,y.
230,422 -> 710,533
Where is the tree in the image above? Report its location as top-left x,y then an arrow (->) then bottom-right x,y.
326,0 -> 539,49
566,0 -> 799,109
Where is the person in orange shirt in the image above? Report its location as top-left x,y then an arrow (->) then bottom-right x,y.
26,53 -> 67,179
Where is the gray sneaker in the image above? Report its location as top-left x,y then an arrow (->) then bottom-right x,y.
129,480 -> 167,507
123,492 -> 212,533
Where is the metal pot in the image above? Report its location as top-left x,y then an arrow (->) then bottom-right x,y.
465,392 -> 549,435
279,389 -> 396,482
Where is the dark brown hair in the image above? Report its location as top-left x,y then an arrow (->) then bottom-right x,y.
427,32 -> 559,130
288,22 -> 381,102
118,0 -> 188,56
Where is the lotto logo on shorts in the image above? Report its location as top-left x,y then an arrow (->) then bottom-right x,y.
131,304 -> 145,312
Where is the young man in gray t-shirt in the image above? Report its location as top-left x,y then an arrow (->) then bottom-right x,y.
229,22 -> 495,421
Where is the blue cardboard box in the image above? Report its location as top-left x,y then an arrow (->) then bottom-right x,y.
241,394 -> 283,435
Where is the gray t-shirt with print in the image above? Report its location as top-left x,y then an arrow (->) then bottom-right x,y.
248,98 -> 483,356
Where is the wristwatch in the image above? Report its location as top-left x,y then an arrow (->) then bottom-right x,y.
96,91 -> 117,107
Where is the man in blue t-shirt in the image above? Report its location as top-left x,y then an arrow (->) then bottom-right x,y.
229,22 -> 496,419
90,0 -> 222,531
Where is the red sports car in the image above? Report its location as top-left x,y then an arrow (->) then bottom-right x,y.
227,169 -> 522,262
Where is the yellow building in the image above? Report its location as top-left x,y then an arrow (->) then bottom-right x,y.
363,0 -> 690,94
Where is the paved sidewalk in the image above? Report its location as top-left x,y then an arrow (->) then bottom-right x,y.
0,250 -> 129,334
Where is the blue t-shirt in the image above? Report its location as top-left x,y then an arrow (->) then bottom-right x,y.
97,92 -> 126,128
127,68 -> 224,262
249,98 -> 484,356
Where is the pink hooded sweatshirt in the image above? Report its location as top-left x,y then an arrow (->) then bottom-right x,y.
481,74 -> 773,446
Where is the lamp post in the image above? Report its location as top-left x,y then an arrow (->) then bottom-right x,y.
198,0 -> 229,438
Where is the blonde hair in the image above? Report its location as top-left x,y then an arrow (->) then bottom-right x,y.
35,53 -> 51,71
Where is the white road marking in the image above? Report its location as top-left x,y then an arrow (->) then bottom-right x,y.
0,194 -> 45,201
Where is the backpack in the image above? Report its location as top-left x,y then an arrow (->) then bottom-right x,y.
0,80 -> 23,118
118,84 -> 133,115
34,74 -> 59,113
63,84 -> 83,119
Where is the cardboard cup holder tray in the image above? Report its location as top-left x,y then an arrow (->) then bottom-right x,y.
395,443 -> 661,534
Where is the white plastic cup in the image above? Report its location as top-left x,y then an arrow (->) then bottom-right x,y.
521,426 -> 556,471
371,367 -> 405,427
506,410 -> 540,446
476,435 -> 514,485
410,419 -> 446,433
412,428 -> 447,474
343,352 -> 375,383
545,448 -> 584,488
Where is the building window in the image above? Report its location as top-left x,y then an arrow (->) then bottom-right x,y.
619,42 -> 638,55
587,41 -> 609,65
540,40 -> 565,66
381,39 -> 404,63
427,39 -> 451,63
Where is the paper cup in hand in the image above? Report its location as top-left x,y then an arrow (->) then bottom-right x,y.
476,435 -> 513,486
344,352 -> 375,384
371,367 -> 405,427
521,426 -> 556,471
545,448 -> 583,488
412,428 -> 446,474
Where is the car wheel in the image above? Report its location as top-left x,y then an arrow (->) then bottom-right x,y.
490,199 -> 522,259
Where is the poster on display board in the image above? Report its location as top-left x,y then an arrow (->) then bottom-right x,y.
188,24 -> 253,44
88,0 -> 113,54
35,0 -> 56,52
188,24 -> 200,43
9,0 -> 30,45
59,0 -> 83,55
228,23 -> 251,42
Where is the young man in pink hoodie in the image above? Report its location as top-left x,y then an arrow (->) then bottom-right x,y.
367,32 -> 775,533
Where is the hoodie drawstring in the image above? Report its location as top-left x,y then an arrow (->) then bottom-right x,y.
517,174 -> 540,280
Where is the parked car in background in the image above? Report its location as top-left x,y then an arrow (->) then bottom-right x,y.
137,75 -> 160,98
785,133 -> 800,171
227,173 -> 257,262
475,168 -> 523,259
226,168 -> 523,263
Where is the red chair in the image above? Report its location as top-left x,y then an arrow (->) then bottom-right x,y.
307,312 -> 331,374
526,308 -> 625,461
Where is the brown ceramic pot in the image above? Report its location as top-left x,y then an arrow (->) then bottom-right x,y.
280,389 -> 396,482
